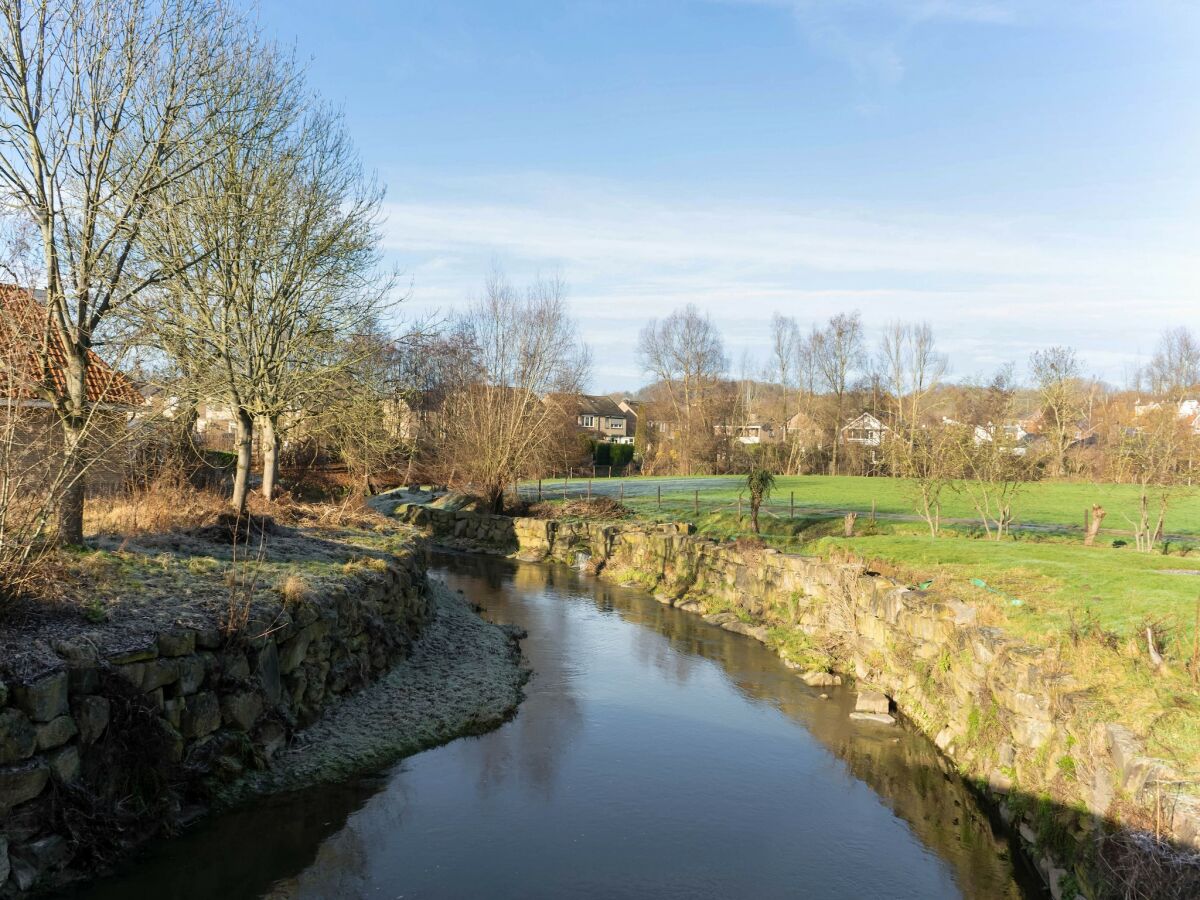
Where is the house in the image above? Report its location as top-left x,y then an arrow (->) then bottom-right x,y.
840,412 -> 890,447
0,285 -> 143,493
571,394 -> 633,444
1134,399 -> 1200,435
716,420 -> 777,445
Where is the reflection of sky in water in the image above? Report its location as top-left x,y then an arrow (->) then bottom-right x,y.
72,553 -> 1037,900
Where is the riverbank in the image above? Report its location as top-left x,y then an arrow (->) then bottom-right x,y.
393,500 -> 1200,900
221,579 -> 527,804
0,515 -> 528,897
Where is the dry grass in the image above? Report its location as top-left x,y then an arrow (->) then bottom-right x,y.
526,496 -> 634,521
84,474 -> 226,537
277,573 -> 312,604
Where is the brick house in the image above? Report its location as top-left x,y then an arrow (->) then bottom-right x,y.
0,285 -> 143,494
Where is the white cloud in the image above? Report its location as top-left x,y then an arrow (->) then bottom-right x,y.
381,175 -> 1199,391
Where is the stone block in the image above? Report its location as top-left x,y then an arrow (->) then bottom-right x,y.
181,692 -> 221,739
12,672 -> 68,722
221,650 -> 250,682
0,709 -> 36,764
855,690 -> 890,715
0,759 -> 49,810
73,696 -> 110,744
800,671 -> 842,687
849,712 -> 896,725
141,658 -> 181,693
34,715 -> 76,751
220,692 -> 263,732
256,641 -> 282,703
0,835 -> 8,889
48,746 -> 80,783
178,656 -> 207,694
106,643 -> 158,665
157,628 -> 196,657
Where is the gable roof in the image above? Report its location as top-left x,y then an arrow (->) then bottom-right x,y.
0,285 -> 143,407
576,394 -> 625,418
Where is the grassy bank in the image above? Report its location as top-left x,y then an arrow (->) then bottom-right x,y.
528,485 -> 1200,779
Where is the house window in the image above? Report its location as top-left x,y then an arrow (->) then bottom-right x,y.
608,418 -> 623,429
580,415 -> 595,427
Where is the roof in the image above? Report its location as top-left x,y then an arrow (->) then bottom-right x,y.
0,285 -> 143,407
576,394 -> 625,418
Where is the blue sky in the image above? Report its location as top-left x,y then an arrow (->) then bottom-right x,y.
259,0 -> 1200,391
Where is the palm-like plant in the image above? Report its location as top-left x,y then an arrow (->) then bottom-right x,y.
746,467 -> 776,534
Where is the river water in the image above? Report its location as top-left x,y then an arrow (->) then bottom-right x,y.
73,552 -> 1040,899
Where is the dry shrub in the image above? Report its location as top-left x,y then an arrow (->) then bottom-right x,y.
731,534 -> 768,555
84,470 -> 226,537
527,497 -> 634,521
277,573 -> 312,604
253,493 -> 384,531
1097,828 -> 1200,900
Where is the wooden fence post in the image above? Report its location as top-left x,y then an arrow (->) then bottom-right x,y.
695,490 -> 699,517
790,491 -> 794,519
538,479 -> 542,501
657,485 -> 661,510
619,481 -> 624,502
563,476 -> 568,500
587,478 -> 592,501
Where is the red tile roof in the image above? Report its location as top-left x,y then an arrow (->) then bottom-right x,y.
0,285 -> 143,407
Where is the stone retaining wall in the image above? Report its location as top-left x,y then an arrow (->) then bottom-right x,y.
0,549 -> 429,896
396,502 -> 1200,899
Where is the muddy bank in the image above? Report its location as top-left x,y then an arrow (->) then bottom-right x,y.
220,581 -> 528,803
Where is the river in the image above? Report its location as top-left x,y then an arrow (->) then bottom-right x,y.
71,551 -> 1041,899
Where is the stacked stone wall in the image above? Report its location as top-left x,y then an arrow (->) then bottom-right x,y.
0,550 -> 428,895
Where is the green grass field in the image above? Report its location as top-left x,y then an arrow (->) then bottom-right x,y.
603,474 -> 1200,536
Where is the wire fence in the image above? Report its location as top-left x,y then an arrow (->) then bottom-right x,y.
513,477 -> 1196,542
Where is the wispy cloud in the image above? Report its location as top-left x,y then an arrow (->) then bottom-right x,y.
380,174 -> 1197,390
703,0 -> 1018,85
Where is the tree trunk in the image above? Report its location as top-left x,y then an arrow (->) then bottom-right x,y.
56,356 -> 88,546
1083,505 -> 1105,547
57,423 -> 86,546
231,408 -> 254,517
751,499 -> 760,533
261,416 -> 280,503
488,485 -> 505,514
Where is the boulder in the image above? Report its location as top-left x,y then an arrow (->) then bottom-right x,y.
0,709 -> 36,764
855,690 -> 890,715
12,672 -> 68,722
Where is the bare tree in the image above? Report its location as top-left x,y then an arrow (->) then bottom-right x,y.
878,320 -> 947,476
0,0 -> 234,543
1030,346 -> 1086,478
636,304 -> 727,474
1112,403 -> 1195,551
1143,327 -> 1200,404
138,41 -> 386,514
811,311 -> 865,475
437,270 -> 589,512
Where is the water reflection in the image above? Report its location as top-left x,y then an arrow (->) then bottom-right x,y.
71,552 -> 1039,900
